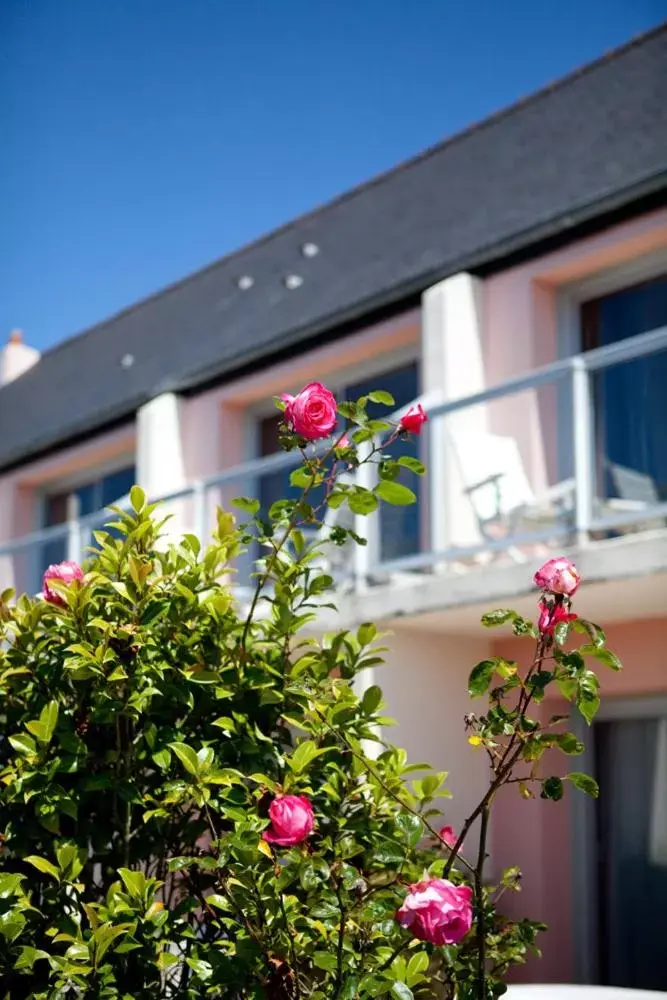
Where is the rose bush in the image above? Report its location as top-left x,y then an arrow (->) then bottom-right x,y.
0,385 -> 621,999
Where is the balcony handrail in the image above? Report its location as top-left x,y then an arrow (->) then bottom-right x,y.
422,324 -> 667,423
1,325 -> 666,566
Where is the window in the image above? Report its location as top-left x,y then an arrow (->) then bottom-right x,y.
41,465 -> 136,572
581,274 -> 667,503
257,361 -> 421,563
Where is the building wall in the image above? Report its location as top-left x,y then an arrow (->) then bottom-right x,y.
490,616 -> 667,983
378,627 -> 491,832
479,207 -> 667,500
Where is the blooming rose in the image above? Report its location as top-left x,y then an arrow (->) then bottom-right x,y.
399,403 -> 428,435
538,600 -> 578,635
533,556 -> 581,597
262,795 -> 314,846
438,824 -> 458,849
281,382 -> 337,440
397,877 -> 473,946
42,561 -> 84,606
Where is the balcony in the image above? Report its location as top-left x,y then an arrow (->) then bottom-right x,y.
2,326 -> 667,621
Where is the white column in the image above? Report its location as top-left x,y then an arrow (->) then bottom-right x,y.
421,273 -> 487,554
136,393 -> 188,540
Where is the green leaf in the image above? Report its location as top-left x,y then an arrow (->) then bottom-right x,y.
39,700 -> 59,743
186,958 -> 213,981
540,777 -> 564,801
468,659 -> 495,697
231,496 -> 261,514
169,741 -> 200,776
94,923 -> 132,966
14,946 -> 51,970
576,670 -> 601,724
391,985 -> 414,1000
374,480 -> 417,506
573,618 -> 606,647
152,748 -> 171,770
361,685 -> 383,715
395,812 -> 422,847
130,485 -> 146,512
367,390 -> 395,406
556,732 -> 584,755
24,855 -> 60,880
288,739 -> 330,775
397,455 -> 426,475
312,952 -> 339,972
9,733 -> 37,756
480,609 -> 516,628
580,645 -> 622,672
357,622 -> 377,646
348,489 -> 379,515
118,867 -> 146,900
567,772 -> 599,798
0,911 -> 26,942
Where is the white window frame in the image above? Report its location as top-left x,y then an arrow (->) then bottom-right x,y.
554,246 -> 667,486
571,694 -> 667,984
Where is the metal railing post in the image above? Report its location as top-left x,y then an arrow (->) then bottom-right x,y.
572,357 -> 594,548
354,440 -> 379,592
66,493 -> 82,564
192,480 -> 207,544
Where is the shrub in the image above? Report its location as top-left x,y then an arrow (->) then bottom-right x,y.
0,387 -> 619,998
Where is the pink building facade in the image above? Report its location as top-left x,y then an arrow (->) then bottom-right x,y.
1,29 -> 666,991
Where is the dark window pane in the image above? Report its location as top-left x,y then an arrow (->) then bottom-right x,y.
345,362 -> 421,563
583,276 -> 667,502
101,466 -> 136,507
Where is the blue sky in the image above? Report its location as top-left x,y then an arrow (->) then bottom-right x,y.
1,0 -> 664,352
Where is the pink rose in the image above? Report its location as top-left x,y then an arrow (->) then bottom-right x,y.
399,404 -> 427,435
281,382 -> 337,440
438,825 -> 457,849
534,557 -> 581,597
42,561 -> 84,606
262,795 -> 314,846
336,433 -> 351,450
397,877 -> 473,946
538,600 -> 578,635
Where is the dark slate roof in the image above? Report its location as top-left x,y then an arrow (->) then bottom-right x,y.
2,24 -> 667,472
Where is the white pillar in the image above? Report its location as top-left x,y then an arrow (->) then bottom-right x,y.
136,393 -> 188,540
421,273 -> 487,553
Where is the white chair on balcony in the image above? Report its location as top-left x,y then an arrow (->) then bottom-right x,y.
448,429 -> 576,563
449,432 -> 663,561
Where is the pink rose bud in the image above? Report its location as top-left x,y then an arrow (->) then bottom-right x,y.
262,795 -> 315,846
533,556 -> 581,597
397,877 -> 473,946
336,433 -> 351,450
42,561 -> 84,606
399,403 -> 428,435
538,601 -> 578,635
438,824 -> 458,849
281,382 -> 337,441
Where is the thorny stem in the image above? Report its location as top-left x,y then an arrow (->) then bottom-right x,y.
475,803 -> 491,999
332,878 -> 347,999
278,891 -> 302,1000
443,635 -> 548,880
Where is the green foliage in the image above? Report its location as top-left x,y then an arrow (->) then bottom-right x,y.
0,393 -> 620,998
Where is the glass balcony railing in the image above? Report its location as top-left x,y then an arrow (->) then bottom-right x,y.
1,325 -> 666,600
